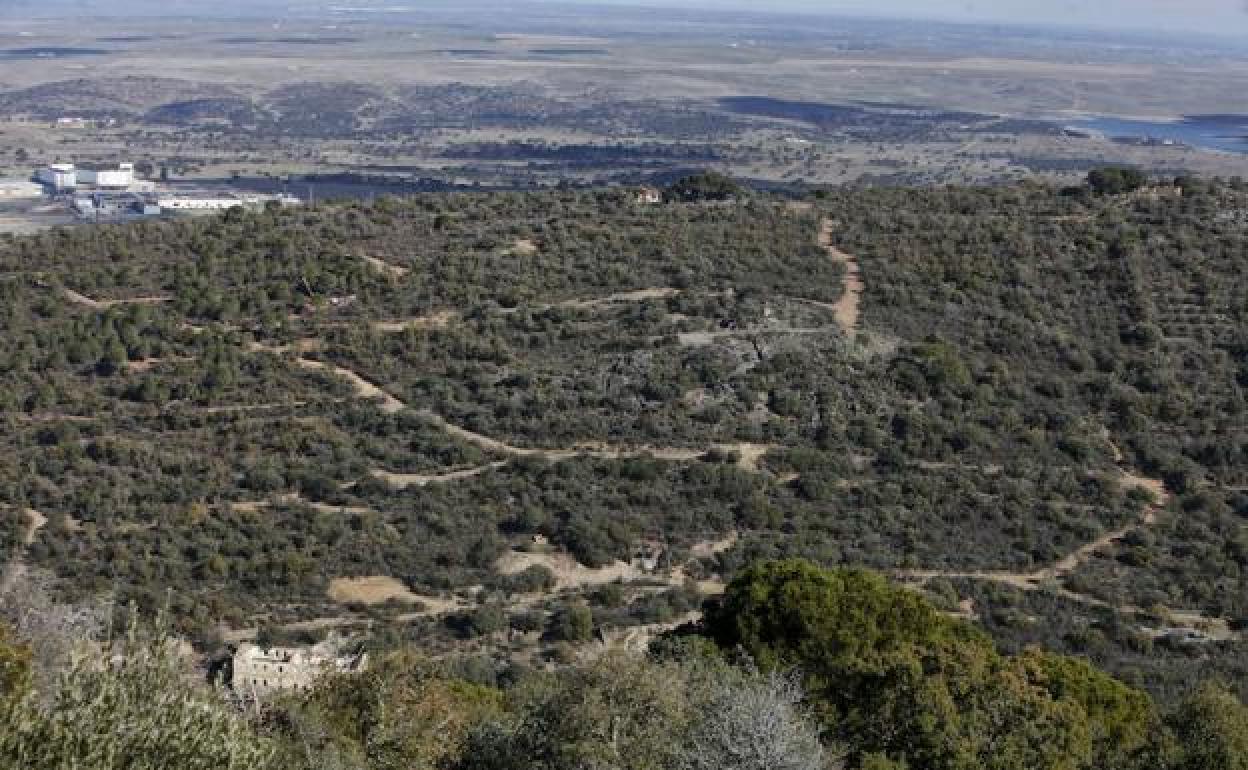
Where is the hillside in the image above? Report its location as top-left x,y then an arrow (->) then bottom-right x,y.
0,180 -> 1245,700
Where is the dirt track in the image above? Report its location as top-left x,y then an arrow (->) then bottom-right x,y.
295,358 -> 406,415
371,462 -> 509,489
898,466 -> 1167,591
62,287 -> 173,310
358,255 -> 409,278
816,218 -> 863,335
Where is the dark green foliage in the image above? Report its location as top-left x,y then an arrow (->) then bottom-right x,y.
1087,167 -> 1149,196
704,559 -> 1171,770
663,171 -> 745,202
549,602 -> 594,642
1166,683 -> 1248,770
0,180 -> 1244,706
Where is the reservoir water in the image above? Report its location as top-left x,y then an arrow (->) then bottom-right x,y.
1074,115 -> 1248,154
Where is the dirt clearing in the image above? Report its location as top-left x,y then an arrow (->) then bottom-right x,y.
327,576 -> 424,605
359,255 -> 409,277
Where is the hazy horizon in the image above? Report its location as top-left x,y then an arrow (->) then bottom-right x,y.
1,0 -> 1246,39
643,0 -> 1248,37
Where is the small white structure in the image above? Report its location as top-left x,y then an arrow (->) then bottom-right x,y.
635,186 -> 662,205
157,196 -> 245,211
158,193 -> 300,212
77,162 -> 135,189
36,163 -> 77,191
0,178 -> 44,198
232,635 -> 367,698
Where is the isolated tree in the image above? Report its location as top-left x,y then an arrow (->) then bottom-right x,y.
1166,683 -> 1248,770
681,670 -> 825,770
1087,167 -> 1148,196
663,172 -> 744,203
550,602 -> 594,643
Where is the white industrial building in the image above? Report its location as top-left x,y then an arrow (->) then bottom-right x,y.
36,163 -> 77,191
77,162 -> 135,189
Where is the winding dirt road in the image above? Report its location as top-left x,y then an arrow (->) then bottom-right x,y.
816,218 -> 863,336
897,467 -> 1167,591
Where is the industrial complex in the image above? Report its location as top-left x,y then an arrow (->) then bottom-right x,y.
4,160 -> 301,226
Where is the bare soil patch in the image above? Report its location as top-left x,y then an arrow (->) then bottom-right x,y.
21,508 -> 47,546
496,550 -> 650,591
689,531 -> 738,559
327,576 -> 424,605
359,255 -> 409,277
509,238 -> 539,256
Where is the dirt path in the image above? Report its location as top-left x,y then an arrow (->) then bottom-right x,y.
898,465 -> 1168,592
295,358 -> 406,414
419,410 -> 776,471
816,218 -> 863,336
676,326 -> 838,348
230,494 -> 375,516
358,255 -> 410,278
125,356 -> 193,373
372,310 -> 456,333
286,355 -> 779,473
371,462 -> 510,489
559,287 -> 681,310
20,508 -> 46,546
248,339 -> 324,355
62,288 -> 173,310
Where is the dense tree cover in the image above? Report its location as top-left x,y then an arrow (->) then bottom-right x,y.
662,171 -> 745,203
0,181 -> 1245,694
1085,167 -> 1150,196
704,560 -> 1163,769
